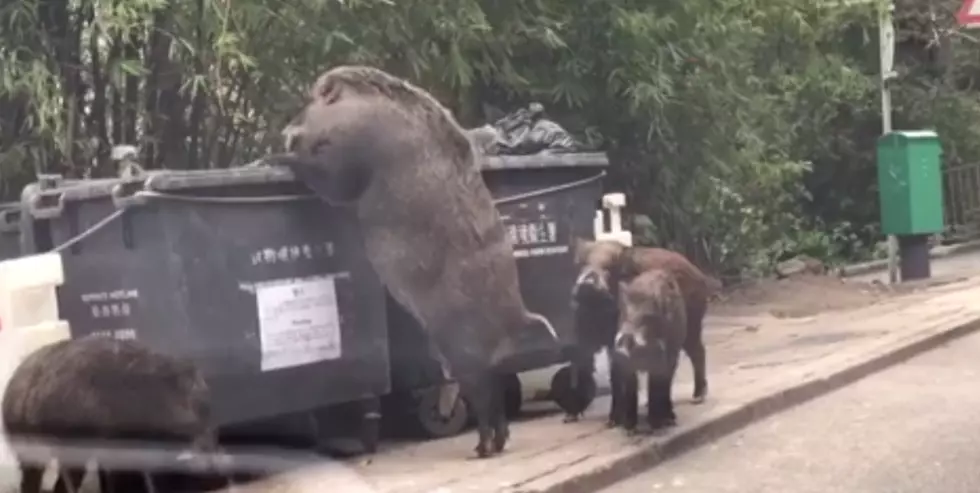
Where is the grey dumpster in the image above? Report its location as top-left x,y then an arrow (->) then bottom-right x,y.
21,166 -> 389,452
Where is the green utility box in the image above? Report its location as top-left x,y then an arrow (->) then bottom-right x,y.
876,130 -> 945,236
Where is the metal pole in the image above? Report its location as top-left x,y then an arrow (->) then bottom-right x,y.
879,0 -> 899,284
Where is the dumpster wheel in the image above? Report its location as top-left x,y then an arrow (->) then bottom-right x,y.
550,365 -> 597,416
360,397 -> 382,454
415,388 -> 470,439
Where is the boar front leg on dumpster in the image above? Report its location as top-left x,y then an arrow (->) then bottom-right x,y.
273,65 -> 561,459
2,336 -> 230,493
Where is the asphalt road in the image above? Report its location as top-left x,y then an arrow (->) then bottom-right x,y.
599,328 -> 980,493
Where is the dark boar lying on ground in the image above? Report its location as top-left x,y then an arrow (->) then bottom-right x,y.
612,269 -> 688,431
272,65 -> 559,458
565,239 -> 720,425
2,336 -> 228,493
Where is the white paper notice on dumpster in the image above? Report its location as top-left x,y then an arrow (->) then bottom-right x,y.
255,276 -> 343,372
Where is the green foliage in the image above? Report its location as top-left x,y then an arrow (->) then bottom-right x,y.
0,0 -> 978,278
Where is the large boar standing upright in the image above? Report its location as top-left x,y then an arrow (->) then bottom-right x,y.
566,240 -> 718,425
2,336 -> 227,493
274,65 -> 559,458
613,269 -> 688,431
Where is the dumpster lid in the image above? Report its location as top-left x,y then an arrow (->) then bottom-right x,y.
21,175 -> 165,219
482,152 -> 609,170
23,151 -> 611,206
23,176 -> 145,203
137,152 -> 610,190
143,165 -> 296,191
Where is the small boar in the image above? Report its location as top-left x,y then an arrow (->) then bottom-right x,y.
2,336 -> 225,493
612,269 -> 688,431
566,240 -> 717,424
562,277 -> 619,423
274,65 -> 559,458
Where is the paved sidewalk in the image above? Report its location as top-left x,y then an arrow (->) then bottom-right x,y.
845,245 -> 980,285
234,273 -> 980,493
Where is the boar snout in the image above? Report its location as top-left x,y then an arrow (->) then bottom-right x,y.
282,124 -> 305,152
575,269 -> 602,288
613,331 -> 647,356
572,269 -> 612,300
614,331 -> 670,374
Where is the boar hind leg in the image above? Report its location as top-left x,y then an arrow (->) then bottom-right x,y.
647,353 -> 680,431
491,373 -> 510,453
457,369 -> 499,459
605,349 -> 627,428
621,369 -> 640,434
443,341 -> 501,458
562,346 -> 596,423
19,464 -> 44,493
684,309 -> 709,404
52,467 -> 85,493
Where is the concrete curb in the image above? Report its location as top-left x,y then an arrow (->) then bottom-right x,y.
838,239 -> 980,278
531,313 -> 980,493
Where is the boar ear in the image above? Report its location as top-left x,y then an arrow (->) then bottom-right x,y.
616,246 -> 640,279
310,73 -> 343,105
574,238 -> 594,262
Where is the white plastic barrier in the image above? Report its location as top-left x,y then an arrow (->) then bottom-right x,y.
0,252 -> 65,331
593,192 -> 633,247
0,252 -> 72,493
0,252 -> 72,363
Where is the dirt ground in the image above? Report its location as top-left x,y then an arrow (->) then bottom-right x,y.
711,273 -> 910,319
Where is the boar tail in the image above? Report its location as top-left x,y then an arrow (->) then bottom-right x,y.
706,276 -> 723,297
524,311 -> 559,340
438,382 -> 461,419
492,312 -> 561,368
433,349 -> 461,419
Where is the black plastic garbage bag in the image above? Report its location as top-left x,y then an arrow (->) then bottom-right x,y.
470,102 -> 583,156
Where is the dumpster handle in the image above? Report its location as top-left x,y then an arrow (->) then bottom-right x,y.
99,171 -> 607,206
0,209 -> 21,233
492,171 -> 606,206
28,189 -> 68,219
132,190 -> 319,204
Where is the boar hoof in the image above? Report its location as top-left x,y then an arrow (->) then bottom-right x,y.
492,429 -> 509,453
648,415 -> 677,430
475,442 -> 495,459
692,385 -> 708,404
562,413 -> 582,423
